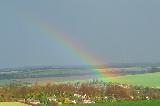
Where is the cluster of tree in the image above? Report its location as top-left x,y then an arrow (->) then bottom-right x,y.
0,81 -> 160,105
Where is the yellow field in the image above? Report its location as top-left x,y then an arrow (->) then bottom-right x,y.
0,102 -> 31,106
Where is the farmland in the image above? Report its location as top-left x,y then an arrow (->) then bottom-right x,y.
115,72 -> 160,87
0,65 -> 160,86
1,69 -> 160,88
0,66 -> 160,106
62,100 -> 160,106
0,102 -> 31,106
1,100 -> 160,106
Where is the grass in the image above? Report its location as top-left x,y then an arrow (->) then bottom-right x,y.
28,70 -> 160,88
0,102 -> 31,106
62,100 -> 160,106
114,72 -> 160,87
1,100 -> 160,106
0,70 -> 160,88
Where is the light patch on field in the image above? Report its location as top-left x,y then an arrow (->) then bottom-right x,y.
114,72 -> 160,87
0,102 -> 31,106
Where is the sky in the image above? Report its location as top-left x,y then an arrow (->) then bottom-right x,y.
0,0 -> 160,68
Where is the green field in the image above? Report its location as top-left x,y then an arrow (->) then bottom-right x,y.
31,69 -> 80,75
0,71 -> 160,88
0,80 -> 12,86
62,100 -> 160,106
1,100 -> 160,106
115,72 -> 160,87
0,102 -> 31,106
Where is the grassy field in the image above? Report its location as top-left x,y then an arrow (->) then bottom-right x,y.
0,71 -> 160,88
1,100 -> 160,106
24,71 -> 160,88
62,100 -> 160,106
0,102 -> 31,106
0,80 -> 17,86
115,72 -> 160,87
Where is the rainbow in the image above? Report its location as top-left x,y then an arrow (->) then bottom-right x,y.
27,19 -> 118,82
